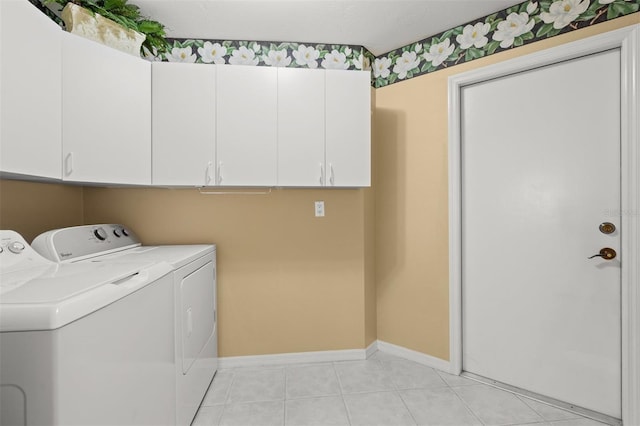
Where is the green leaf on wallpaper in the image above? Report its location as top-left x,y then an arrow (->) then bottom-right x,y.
465,47 -> 485,61
514,37 -> 524,47
536,22 -> 555,37
539,0 -> 553,10
489,19 -> 502,32
609,1 -> 639,19
441,29 -> 456,41
521,31 -> 534,41
389,74 -> 398,84
506,4 -> 519,14
222,41 -> 232,48
375,77 -> 386,87
486,41 -> 500,55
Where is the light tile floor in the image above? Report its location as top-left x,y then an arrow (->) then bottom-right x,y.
192,351 -> 608,426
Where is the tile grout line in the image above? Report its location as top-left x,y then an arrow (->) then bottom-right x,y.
378,355 -> 420,426
447,384 -> 488,426
332,361 -> 354,426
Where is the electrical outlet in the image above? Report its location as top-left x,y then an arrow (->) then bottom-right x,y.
315,201 -> 325,217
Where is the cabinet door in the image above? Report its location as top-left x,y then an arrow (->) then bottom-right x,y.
62,33 -> 151,185
1,0 -> 61,179
325,70 -> 371,187
152,62 -> 215,186
277,68 -> 325,187
216,65 -> 277,186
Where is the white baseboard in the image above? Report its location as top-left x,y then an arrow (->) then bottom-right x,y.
376,340 -> 451,373
218,348 -> 367,369
365,340 -> 378,359
217,340 -> 450,373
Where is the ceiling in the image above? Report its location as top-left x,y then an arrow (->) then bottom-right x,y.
133,0 -> 522,56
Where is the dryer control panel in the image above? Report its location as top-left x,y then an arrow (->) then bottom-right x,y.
32,224 -> 141,263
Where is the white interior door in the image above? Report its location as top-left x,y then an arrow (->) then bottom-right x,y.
461,50 -> 621,418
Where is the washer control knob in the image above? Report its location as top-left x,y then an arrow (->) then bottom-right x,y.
113,229 -> 121,237
121,228 -> 129,237
8,241 -> 25,254
94,228 -> 107,241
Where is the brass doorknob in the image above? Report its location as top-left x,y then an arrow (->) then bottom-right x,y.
588,248 -> 617,260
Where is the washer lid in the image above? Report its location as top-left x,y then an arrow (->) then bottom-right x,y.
0,261 -> 173,332
96,245 -> 215,269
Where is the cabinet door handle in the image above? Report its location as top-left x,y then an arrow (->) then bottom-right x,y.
205,161 -> 214,185
319,163 -> 324,186
217,161 -> 223,185
64,152 -> 73,176
329,163 -> 335,186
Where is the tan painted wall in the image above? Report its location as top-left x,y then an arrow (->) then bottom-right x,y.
0,179 -> 84,242
374,15 -> 640,360
83,186 -> 371,357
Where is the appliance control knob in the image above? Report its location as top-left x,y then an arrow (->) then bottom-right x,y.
113,229 -> 121,237
94,228 -> 107,241
121,228 -> 129,237
8,241 -> 25,254
0,246 -> 3,253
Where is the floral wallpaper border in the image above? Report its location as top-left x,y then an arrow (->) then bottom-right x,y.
373,0 -> 639,88
33,0 -> 638,88
147,39 -> 372,72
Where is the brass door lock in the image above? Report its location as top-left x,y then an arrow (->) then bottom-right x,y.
599,222 -> 616,234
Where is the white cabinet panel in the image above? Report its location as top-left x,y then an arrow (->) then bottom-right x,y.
277,68 -> 325,187
1,0 -> 61,179
62,33 -> 151,185
152,62 -> 215,186
216,65 -> 277,186
325,70 -> 371,187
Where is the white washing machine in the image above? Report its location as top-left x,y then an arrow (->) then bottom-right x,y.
32,224 -> 218,426
0,230 -> 176,426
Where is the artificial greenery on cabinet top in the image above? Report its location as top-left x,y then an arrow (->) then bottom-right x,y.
44,0 -> 169,54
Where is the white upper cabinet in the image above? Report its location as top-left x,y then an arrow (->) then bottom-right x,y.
152,62 -> 216,186
277,68 -> 326,187
325,70 -> 371,187
216,65 -> 277,186
1,0 -> 62,179
61,33 -> 151,185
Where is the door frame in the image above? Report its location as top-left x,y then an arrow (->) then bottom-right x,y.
448,25 -> 640,424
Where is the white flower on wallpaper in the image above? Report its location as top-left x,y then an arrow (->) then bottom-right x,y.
198,41 -> 226,64
373,57 -> 392,78
293,45 -> 320,68
527,1 -> 539,13
598,0 -> 615,3
423,38 -> 455,67
166,46 -> 197,63
414,43 -> 423,53
229,46 -> 259,65
540,0 -> 590,29
492,12 -> 535,48
263,49 -> 292,67
321,50 -> 349,70
456,22 -> 491,49
392,51 -> 421,79
142,46 -> 162,62
354,53 -> 370,70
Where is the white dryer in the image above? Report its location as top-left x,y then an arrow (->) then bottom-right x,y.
32,224 -> 218,426
0,230 -> 176,426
